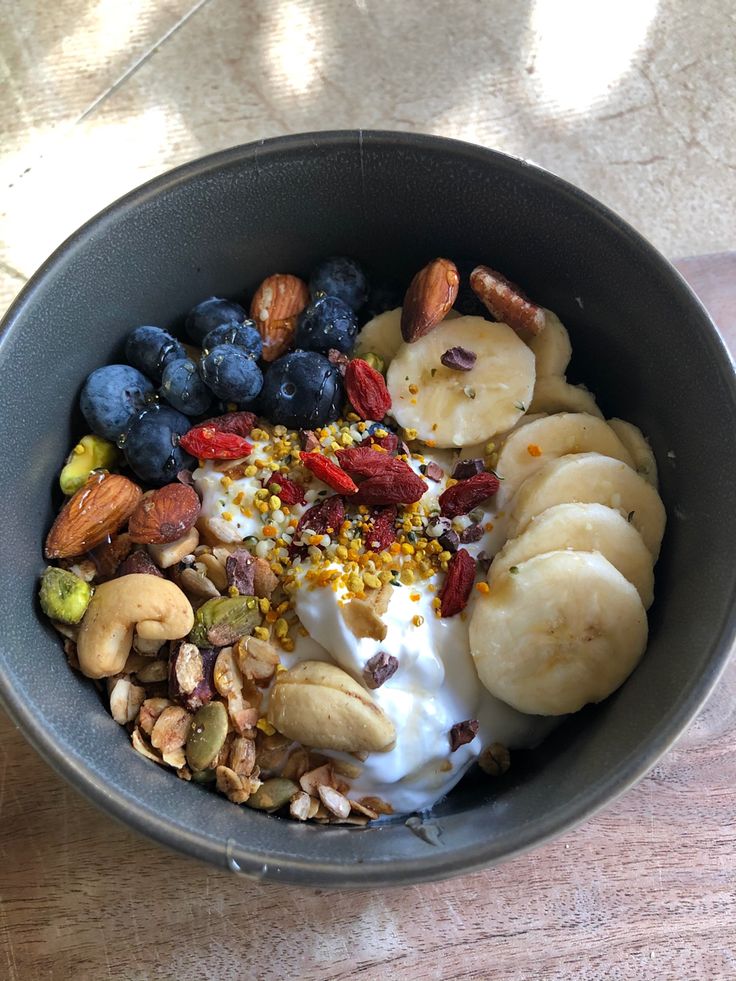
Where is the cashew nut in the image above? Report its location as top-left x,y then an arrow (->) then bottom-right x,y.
77,574 -> 194,679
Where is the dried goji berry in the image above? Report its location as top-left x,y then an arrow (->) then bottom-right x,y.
294,495 -> 346,540
438,548 -> 476,617
204,411 -> 257,437
344,358 -> 392,421
179,424 -> 253,460
268,474 -> 305,505
364,506 -> 397,552
439,471 -> 499,518
335,445 -> 394,480
299,452 -> 358,494
370,432 -> 399,454
352,460 -> 427,506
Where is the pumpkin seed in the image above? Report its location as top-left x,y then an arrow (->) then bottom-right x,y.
185,701 -> 228,771
245,777 -> 299,812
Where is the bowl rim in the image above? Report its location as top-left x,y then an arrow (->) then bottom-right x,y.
1,129 -> 735,886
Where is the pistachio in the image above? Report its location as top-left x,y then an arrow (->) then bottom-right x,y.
59,434 -> 120,496
190,595 -> 261,648
245,777 -> 299,812
39,567 -> 92,625
185,701 -> 229,771
267,660 -> 396,754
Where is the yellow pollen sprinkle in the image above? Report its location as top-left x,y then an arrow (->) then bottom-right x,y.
269,495 -> 282,510
253,626 -> 270,641
222,511 -> 233,521
244,465 -> 258,477
256,718 -> 276,735
220,476 -> 232,489
258,598 -> 270,613
404,428 -> 418,441
227,586 -> 239,598
412,614 -> 424,627
476,582 -> 491,594
408,383 -> 418,394
409,592 -> 421,602
401,543 -> 415,555
262,525 -> 277,537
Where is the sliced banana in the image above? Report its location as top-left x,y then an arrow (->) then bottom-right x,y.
529,376 -> 602,418
459,413 -> 547,464
527,311 -> 572,377
469,550 -> 648,715
386,316 -> 535,448
489,502 -> 654,608
355,307 -> 460,367
608,418 -> 659,488
494,412 -> 634,505
508,452 -> 666,559
354,307 -> 403,365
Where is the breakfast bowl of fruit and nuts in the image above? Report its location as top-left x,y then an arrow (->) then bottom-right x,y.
2,132 -> 735,886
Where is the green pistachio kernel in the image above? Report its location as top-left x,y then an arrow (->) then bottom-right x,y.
59,434 -> 120,495
39,567 -> 93,624
189,595 -> 261,648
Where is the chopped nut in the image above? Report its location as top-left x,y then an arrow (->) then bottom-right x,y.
299,763 -> 335,797
349,798 -> 379,819
459,523 -> 483,544
225,549 -> 256,595
137,697 -> 172,735
214,647 -> 259,734
327,348 -> 350,375
452,458 -> 485,480
358,795 -> 394,815
363,650 -> 399,690
318,784 -> 351,819
440,346 -> 477,371
197,551 -> 228,591
136,658 -> 168,684
253,557 -> 278,598
179,566 -> 220,600
109,677 -> 146,725
216,765 -> 262,804
330,758 -> 363,780
424,461 -> 444,482
151,705 -> 192,760
236,634 -> 280,684
478,742 -> 511,776
229,736 -> 257,778
281,747 -> 312,781
289,790 -> 312,821
131,727 -> 160,762
300,430 -> 319,452
449,719 -> 479,752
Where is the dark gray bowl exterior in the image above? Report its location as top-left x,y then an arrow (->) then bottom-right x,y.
1,132 -> 734,887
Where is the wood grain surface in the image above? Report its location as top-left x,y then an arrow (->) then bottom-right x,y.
1,254 -> 734,981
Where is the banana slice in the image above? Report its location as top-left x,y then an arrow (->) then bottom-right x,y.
494,412 -> 634,505
386,316 -> 535,447
529,376 -> 602,418
469,550 -> 648,715
608,418 -> 659,488
508,452 -> 666,559
489,502 -> 654,608
354,308 -> 403,365
527,311 -> 572,377
355,307 -> 461,367
459,413 -> 548,464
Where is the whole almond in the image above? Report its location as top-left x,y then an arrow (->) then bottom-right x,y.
250,273 -> 309,362
128,483 -> 201,545
469,265 -> 546,340
267,660 -> 396,753
401,258 -> 459,342
45,473 -> 142,559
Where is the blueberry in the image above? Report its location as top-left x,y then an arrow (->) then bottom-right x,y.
259,351 -> 343,429
202,320 -> 262,359
295,296 -> 359,355
124,326 -> 186,384
123,404 -> 194,486
184,297 -> 248,345
160,358 -> 213,416
309,256 -> 368,311
199,346 -> 263,403
80,364 -> 155,442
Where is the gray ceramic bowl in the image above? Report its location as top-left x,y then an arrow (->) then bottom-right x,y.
1,131 -> 734,886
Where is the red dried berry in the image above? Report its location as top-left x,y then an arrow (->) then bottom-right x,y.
438,548 -> 476,617
272,475 -> 306,505
439,471 -> 499,518
204,411 -> 257,437
370,432 -> 399,454
352,463 -> 427,506
179,424 -> 253,460
364,506 -> 397,552
299,452 -> 358,494
295,495 -> 346,540
335,445 -> 394,480
344,358 -> 392,421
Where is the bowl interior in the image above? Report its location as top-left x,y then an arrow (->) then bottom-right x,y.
1,132 -> 735,886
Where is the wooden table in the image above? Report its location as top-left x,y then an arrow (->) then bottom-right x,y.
1,255 -> 734,981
